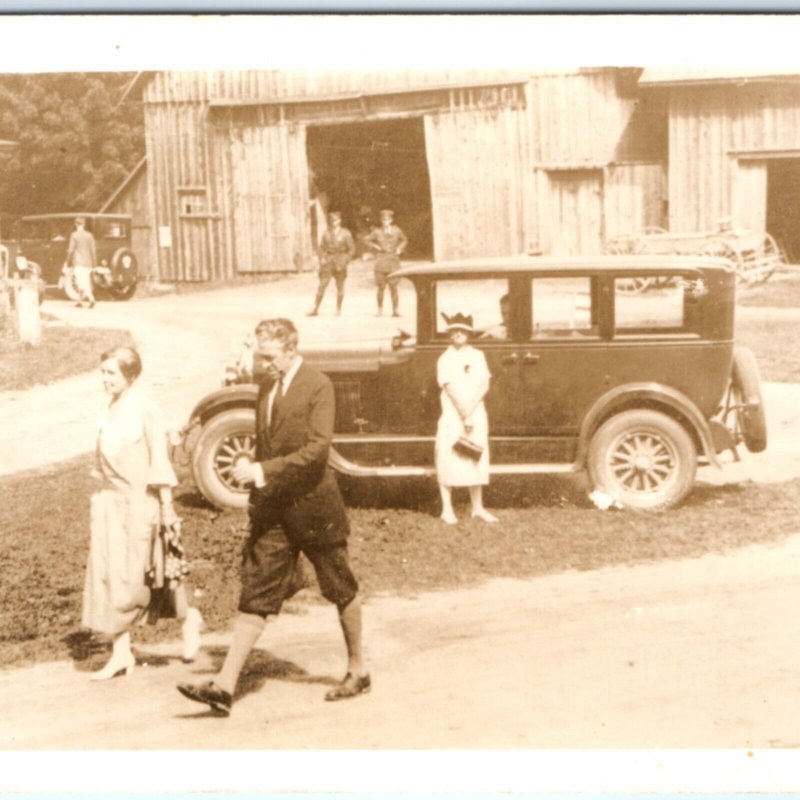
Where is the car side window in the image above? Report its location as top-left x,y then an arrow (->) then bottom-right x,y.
531,277 -> 598,339
434,278 -> 511,342
614,276 -> 685,331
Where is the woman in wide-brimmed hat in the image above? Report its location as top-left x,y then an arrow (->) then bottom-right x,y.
434,312 -> 497,525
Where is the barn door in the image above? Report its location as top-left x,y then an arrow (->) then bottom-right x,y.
545,170 -> 604,255
425,107 -> 524,261
231,123 -> 310,272
733,159 -> 767,232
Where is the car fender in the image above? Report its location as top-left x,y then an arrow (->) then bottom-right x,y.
576,382 -> 721,469
187,384 -> 258,426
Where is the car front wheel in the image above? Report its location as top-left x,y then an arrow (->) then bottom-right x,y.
191,407 -> 256,509
588,409 -> 697,511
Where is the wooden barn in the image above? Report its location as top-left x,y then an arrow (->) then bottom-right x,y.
118,68 -> 668,283
640,67 -> 800,261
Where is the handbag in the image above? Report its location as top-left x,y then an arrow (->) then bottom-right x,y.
453,434 -> 483,462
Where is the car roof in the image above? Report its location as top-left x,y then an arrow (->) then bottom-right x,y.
394,254 -> 735,279
21,213 -> 130,221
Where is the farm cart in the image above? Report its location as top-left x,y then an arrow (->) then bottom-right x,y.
605,222 -> 786,291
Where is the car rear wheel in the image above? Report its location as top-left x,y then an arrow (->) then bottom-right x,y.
107,281 -> 137,301
731,346 -> 767,453
588,409 -> 697,511
191,408 -> 256,509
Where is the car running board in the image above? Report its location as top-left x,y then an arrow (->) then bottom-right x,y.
328,449 -> 580,479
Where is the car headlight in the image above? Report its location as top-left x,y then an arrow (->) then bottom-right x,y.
15,255 -> 27,270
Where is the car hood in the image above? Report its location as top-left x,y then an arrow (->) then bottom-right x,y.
301,338 -> 414,373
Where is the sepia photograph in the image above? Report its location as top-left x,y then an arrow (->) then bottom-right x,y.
1,11 -> 800,794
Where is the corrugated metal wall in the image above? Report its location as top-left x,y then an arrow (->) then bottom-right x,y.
667,84 -> 800,232
425,106 -> 526,260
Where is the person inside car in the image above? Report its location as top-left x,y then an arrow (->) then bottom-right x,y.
480,294 -> 510,340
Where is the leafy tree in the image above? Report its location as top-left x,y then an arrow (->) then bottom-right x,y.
0,72 -> 144,219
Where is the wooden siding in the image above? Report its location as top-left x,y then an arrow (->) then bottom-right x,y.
527,70 -> 640,166
143,69 -> 526,104
425,106 -> 526,261
667,84 -> 800,232
145,101 -> 223,281
603,163 -> 667,239
228,122 -> 310,272
138,68 -> 669,280
100,160 -> 154,279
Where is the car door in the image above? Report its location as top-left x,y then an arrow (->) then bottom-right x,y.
520,274 -> 607,458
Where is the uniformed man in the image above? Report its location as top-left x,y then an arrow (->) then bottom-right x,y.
307,211 -> 356,317
365,209 -> 407,317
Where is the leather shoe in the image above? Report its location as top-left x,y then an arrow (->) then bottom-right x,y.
177,681 -> 232,716
325,672 -> 371,702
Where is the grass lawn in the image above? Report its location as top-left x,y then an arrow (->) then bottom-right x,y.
0,323 -> 133,392
2,455 -> 799,668
738,274 -> 800,307
735,316 -> 800,383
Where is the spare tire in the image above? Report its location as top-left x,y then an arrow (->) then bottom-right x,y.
731,346 -> 767,453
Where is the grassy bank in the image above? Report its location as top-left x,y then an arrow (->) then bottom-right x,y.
0,324 -> 133,392
2,455 -> 798,668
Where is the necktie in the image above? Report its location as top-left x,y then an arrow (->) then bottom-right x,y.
269,372 -> 284,432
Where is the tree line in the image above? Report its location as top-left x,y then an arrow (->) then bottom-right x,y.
0,72 -> 144,221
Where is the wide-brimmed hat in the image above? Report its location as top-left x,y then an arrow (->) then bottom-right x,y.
442,311 -> 474,334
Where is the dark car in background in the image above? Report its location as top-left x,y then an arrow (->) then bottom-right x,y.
5,213 -> 138,300
177,255 -> 767,512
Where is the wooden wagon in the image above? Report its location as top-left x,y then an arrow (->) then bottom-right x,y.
605,223 -> 786,292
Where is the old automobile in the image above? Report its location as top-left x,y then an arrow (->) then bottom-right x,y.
177,255 -> 767,512
5,213 -> 138,300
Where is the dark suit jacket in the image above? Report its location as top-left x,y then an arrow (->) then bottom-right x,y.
250,360 -> 349,546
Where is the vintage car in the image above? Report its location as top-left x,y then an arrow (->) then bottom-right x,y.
4,213 -> 138,300
177,255 -> 767,512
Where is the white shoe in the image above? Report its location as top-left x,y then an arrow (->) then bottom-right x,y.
89,653 -> 135,681
440,511 -> 458,525
181,607 -> 203,662
471,509 -> 499,523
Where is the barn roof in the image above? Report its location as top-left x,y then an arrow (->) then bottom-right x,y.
100,156 -> 147,213
639,67 -> 800,87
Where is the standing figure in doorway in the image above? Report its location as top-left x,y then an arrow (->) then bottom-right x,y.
67,216 -> 96,308
365,208 -> 407,317
307,211 -> 356,317
435,312 -> 498,525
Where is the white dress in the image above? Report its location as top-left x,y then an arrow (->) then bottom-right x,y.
435,344 -> 491,487
82,386 -> 177,636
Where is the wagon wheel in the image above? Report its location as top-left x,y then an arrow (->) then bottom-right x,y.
604,236 -> 634,255
700,238 -> 743,280
747,232 -> 783,285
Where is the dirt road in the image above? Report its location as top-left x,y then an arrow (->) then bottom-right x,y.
2,531 -> 800,753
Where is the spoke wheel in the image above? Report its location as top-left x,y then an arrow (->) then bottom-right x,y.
588,409 -> 697,511
192,408 -> 256,509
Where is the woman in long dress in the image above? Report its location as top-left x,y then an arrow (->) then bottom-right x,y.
435,313 -> 498,525
82,345 -> 202,680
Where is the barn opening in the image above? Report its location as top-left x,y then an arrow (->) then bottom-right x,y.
306,117 -> 433,260
766,158 -> 800,262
